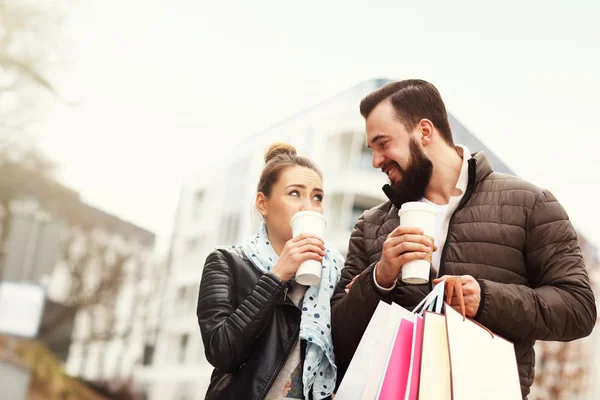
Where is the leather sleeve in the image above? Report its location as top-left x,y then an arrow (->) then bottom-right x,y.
330,214 -> 392,364
197,249 -> 287,372
476,190 -> 597,342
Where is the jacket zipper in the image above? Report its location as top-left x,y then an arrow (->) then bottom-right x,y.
258,304 -> 301,400
236,247 -> 302,399
438,158 -> 477,278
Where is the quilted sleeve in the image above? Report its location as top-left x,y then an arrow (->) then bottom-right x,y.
476,190 -> 597,342
197,249 -> 287,372
331,213 -> 391,364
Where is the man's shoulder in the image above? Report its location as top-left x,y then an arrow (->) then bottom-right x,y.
361,200 -> 395,224
479,171 -> 545,199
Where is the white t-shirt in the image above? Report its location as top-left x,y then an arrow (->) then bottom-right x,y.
421,198 -> 449,272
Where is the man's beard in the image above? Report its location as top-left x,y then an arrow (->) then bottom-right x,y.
385,138 -> 433,206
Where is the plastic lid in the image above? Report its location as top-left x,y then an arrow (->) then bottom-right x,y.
289,210 -> 327,226
398,201 -> 438,215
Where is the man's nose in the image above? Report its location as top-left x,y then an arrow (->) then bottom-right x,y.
372,151 -> 384,169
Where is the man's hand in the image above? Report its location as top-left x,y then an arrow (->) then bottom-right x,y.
433,275 -> 481,318
375,226 -> 435,287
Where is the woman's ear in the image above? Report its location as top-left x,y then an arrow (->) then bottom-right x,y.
256,192 -> 268,217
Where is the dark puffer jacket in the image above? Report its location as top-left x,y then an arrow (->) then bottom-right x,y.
331,151 -> 596,399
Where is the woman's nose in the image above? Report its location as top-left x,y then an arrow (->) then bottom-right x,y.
300,199 -> 317,212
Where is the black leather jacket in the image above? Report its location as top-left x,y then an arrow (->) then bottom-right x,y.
197,248 -> 302,400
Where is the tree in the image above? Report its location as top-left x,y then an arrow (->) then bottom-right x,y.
0,0 -> 69,150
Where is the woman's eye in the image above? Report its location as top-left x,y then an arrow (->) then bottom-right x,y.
289,190 -> 299,197
313,194 -> 323,202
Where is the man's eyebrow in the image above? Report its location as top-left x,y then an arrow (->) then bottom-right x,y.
366,134 -> 387,149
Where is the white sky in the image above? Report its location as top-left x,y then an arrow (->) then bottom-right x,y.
37,0 -> 600,255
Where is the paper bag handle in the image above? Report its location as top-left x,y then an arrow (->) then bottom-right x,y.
443,277 -> 495,338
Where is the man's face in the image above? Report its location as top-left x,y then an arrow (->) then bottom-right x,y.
365,100 -> 433,204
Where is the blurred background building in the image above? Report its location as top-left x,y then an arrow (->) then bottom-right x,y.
132,79 -> 600,400
0,156 -> 163,399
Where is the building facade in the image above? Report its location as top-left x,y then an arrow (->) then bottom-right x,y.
0,159 -> 160,396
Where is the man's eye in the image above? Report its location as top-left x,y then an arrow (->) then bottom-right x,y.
380,141 -> 387,149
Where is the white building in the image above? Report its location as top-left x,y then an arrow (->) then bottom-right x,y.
135,78 -> 524,400
0,181 -> 160,394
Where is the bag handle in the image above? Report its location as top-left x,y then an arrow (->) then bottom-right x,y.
413,281 -> 444,316
444,277 -> 466,321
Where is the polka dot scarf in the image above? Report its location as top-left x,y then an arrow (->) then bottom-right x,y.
240,225 -> 343,400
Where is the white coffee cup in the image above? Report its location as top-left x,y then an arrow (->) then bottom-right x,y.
397,201 -> 438,284
290,210 -> 327,286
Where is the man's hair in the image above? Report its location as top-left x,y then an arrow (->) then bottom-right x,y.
360,79 -> 454,146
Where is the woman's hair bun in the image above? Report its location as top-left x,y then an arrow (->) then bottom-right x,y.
264,142 -> 297,163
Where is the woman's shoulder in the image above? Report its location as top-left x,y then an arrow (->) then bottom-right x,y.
204,246 -> 249,268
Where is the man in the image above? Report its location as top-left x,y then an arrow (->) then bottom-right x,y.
331,79 -> 596,398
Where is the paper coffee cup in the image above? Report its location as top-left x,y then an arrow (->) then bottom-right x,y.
290,210 -> 327,286
397,202 -> 437,284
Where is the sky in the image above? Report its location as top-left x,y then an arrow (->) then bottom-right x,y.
36,0 -> 600,255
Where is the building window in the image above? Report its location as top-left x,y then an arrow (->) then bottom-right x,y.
177,286 -> 186,302
349,196 -> 382,230
349,205 -> 365,230
178,334 -> 189,364
175,285 -> 198,316
191,190 -> 205,221
357,146 -> 373,170
185,237 -> 199,252
176,383 -> 193,400
142,344 -> 155,366
219,213 -> 240,244
138,383 -> 151,400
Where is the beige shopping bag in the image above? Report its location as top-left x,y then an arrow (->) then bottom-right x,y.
418,311 -> 451,400
444,304 -> 521,400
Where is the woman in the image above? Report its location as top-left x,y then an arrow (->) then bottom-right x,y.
197,142 -> 344,400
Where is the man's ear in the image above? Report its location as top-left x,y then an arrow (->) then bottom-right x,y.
256,192 -> 268,217
419,119 -> 435,146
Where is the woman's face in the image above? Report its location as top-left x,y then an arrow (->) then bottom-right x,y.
257,165 -> 324,243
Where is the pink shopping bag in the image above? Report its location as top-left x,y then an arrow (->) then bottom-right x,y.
378,317 -> 415,399
405,315 -> 423,400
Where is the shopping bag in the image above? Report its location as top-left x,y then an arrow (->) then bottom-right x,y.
405,315 -> 423,400
415,281 -> 451,400
444,304 -> 521,399
375,282 -> 446,399
416,277 -> 521,400
418,310 -> 451,400
336,281 -> 446,399
335,301 -> 392,399
361,303 -> 413,399
377,315 -> 415,399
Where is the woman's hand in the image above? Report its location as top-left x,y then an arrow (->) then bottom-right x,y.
272,233 -> 326,282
